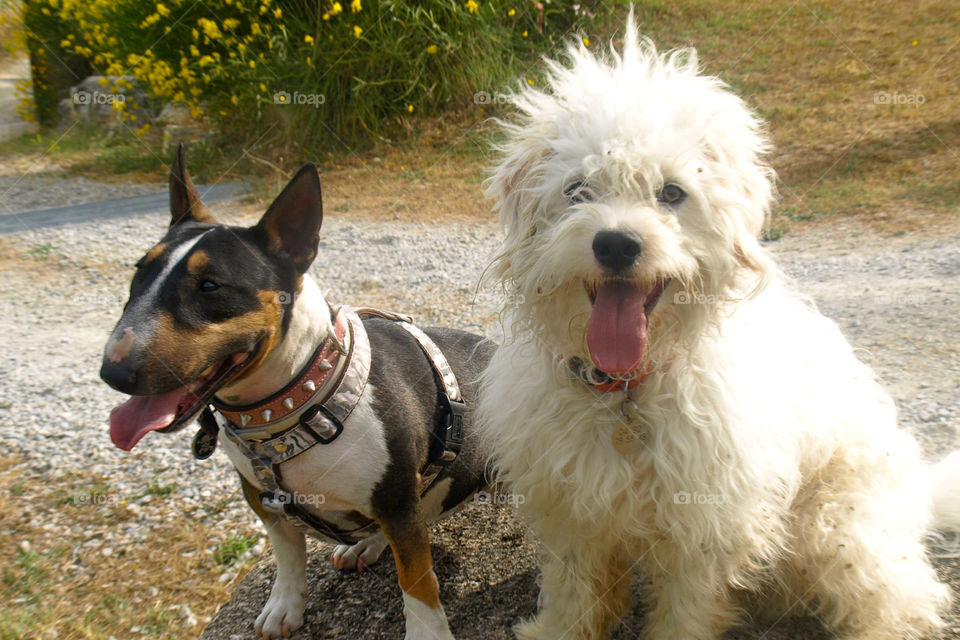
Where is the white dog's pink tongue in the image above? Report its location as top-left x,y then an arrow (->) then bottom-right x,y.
109,386 -> 188,451
587,281 -> 648,374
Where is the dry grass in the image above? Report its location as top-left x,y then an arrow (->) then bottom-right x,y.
619,0 -> 959,233
0,456 -> 260,640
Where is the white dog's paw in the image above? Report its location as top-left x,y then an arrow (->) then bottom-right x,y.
403,593 -> 454,640
254,582 -> 306,639
330,533 -> 389,571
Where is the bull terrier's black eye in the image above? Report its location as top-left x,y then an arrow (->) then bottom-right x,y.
199,280 -> 220,293
658,183 -> 686,205
564,179 -> 592,203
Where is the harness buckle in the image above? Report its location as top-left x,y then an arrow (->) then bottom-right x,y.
259,490 -> 294,515
299,404 -> 343,444
441,394 -> 466,461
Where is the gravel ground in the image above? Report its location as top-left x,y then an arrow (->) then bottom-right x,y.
0,190 -> 958,639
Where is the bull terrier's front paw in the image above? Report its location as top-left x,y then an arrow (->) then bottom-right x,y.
403,593 -> 455,640
254,582 -> 306,639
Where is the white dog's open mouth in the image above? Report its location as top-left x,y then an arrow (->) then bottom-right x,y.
585,280 -> 666,374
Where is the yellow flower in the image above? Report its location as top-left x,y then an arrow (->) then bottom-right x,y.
351,0 -> 361,12
259,82 -> 267,92
522,30 -> 528,37
426,44 -> 438,54
156,3 -> 170,17
322,13 -> 330,20
136,123 -> 151,137
98,77 -> 109,86
274,8 -> 282,18
407,104 -> 414,113
465,0 -> 479,14
197,18 -> 221,39
508,8 -> 515,16
912,39 -> 919,46
304,34 -> 314,44
353,24 -> 362,37
527,77 -> 535,85
583,37 -> 590,46
249,60 -> 256,68
189,44 -> 199,56
231,95 -> 238,104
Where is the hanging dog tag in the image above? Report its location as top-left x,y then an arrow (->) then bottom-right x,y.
192,427 -> 218,459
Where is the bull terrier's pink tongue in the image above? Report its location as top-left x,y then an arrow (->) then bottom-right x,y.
587,281 -> 648,374
109,386 -> 188,451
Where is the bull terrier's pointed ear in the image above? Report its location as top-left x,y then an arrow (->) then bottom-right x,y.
256,164 -> 323,273
169,143 -> 214,227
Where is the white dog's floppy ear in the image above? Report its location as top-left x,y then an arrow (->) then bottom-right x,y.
486,132 -> 551,279
700,100 -> 778,280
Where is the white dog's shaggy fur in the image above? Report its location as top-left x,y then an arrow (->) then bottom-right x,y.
478,15 -> 960,640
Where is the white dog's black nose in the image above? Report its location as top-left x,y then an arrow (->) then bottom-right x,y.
593,230 -> 642,271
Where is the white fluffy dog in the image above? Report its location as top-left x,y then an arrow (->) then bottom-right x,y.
478,15 -> 960,640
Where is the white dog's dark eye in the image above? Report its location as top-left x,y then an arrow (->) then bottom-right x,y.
563,180 -> 591,203
659,184 -> 686,205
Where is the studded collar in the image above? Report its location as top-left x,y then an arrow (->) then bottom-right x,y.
214,305 -> 354,437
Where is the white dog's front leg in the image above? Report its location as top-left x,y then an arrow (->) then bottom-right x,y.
516,539 -> 630,640
645,548 -> 731,640
254,516 -> 308,640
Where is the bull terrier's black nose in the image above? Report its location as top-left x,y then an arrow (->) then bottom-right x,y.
100,361 -> 139,394
592,230 -> 642,272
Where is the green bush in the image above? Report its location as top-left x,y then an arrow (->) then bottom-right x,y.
27,0 -> 606,149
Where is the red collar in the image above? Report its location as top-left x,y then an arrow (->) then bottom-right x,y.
214,307 -> 350,428
566,356 -> 653,393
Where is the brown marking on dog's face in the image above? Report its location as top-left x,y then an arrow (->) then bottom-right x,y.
186,249 -> 210,274
139,295 -> 284,391
143,243 -> 167,265
220,289 -> 288,383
